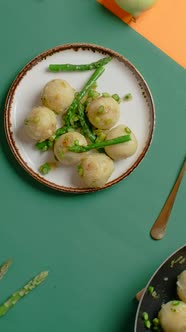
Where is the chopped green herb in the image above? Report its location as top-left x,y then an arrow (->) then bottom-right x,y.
93,91 -> 100,99
95,116 -> 100,123
48,135 -> 56,142
47,140 -> 53,148
142,312 -> 149,321
144,320 -> 151,329
172,300 -> 180,306
59,151 -> 64,159
124,93 -> 132,101
91,81 -> 98,89
77,165 -> 84,176
74,140 -> 79,146
148,286 -> 154,294
112,93 -> 121,102
95,131 -> 106,143
152,291 -> 159,299
102,92 -> 110,97
67,127 -> 75,132
152,318 -> 160,326
39,162 -> 51,175
105,118 -> 112,125
88,89 -> 95,98
125,127 -> 131,134
98,105 -> 105,113
24,119 -> 29,125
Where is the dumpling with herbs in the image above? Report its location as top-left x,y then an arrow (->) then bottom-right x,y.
158,300 -> 186,332
104,124 -> 137,160
177,271 -> 186,303
54,132 -> 87,166
86,96 -> 119,130
77,153 -> 114,188
41,79 -> 75,114
24,106 -> 57,141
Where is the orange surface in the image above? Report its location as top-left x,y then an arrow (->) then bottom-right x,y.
97,0 -> 186,68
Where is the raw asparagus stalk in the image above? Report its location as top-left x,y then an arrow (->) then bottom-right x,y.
69,134 -> 131,152
0,259 -> 12,280
78,103 -> 96,143
65,65 -> 105,126
48,57 -> 112,72
0,271 -> 48,317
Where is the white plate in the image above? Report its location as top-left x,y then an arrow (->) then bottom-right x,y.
4,43 -> 155,193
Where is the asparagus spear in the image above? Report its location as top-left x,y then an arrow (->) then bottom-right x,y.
0,271 -> 48,317
0,259 -> 12,280
48,57 -> 112,72
69,134 -> 131,152
65,65 -> 105,127
78,103 -> 96,143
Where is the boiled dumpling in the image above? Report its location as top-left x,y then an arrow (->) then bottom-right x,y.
41,79 -> 75,114
158,300 -> 186,332
177,271 -> 186,303
104,124 -> 137,160
77,153 -> 114,188
87,96 -> 119,129
54,132 -> 87,166
24,106 -> 57,141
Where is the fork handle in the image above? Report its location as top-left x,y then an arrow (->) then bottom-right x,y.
150,159 -> 186,240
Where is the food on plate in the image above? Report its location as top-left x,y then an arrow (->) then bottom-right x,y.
48,56 -> 112,72
69,133 -> 131,153
158,300 -> 186,332
177,271 -> 186,303
77,153 -> 114,188
86,96 -> 120,129
24,106 -> 57,141
104,124 -> 137,160
23,57 -> 137,189
54,132 -> 87,166
41,79 -> 75,114
124,93 -> 132,101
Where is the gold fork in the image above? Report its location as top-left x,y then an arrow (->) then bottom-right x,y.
150,159 -> 186,240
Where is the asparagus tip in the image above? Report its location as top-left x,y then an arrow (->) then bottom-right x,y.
0,259 -> 13,280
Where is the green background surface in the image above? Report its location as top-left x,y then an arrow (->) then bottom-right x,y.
0,0 -> 186,331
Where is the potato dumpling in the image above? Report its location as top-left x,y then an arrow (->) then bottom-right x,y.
158,300 -> 186,332
41,79 -> 75,114
104,124 -> 137,160
177,271 -> 186,303
24,106 -> 57,141
77,153 -> 114,188
87,96 -> 119,129
54,132 -> 87,166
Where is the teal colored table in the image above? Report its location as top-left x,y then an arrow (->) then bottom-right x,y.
0,1 -> 185,331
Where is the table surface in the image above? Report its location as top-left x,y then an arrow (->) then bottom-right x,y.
0,1 -> 186,331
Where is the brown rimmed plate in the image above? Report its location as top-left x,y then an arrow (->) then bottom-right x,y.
4,43 -> 155,193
